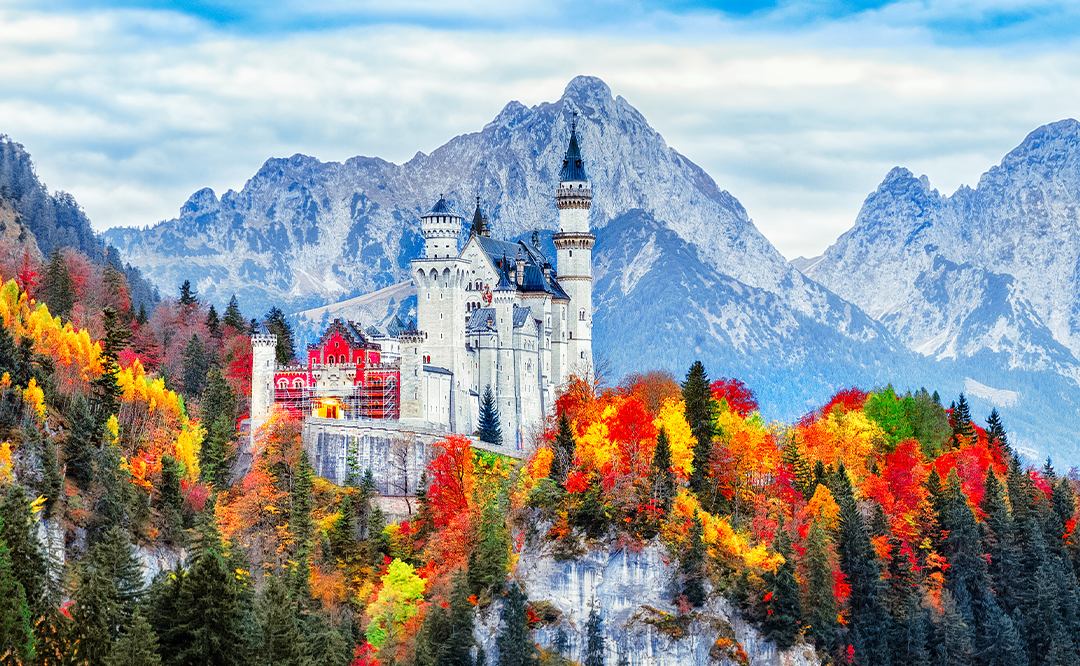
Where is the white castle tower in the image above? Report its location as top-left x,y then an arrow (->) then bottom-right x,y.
414,197 -> 474,432
250,329 -> 278,443
553,120 -> 595,380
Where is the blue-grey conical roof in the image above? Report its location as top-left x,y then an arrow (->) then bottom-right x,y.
559,126 -> 589,182
426,196 -> 460,217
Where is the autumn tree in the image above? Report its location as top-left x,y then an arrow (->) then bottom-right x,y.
478,385 -> 502,446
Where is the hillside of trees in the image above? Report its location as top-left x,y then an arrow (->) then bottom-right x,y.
1,244 -> 1080,666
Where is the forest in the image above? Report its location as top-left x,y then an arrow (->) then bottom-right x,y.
1,237 -> 1079,666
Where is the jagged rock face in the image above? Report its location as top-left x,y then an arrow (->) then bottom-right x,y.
803,119 -> 1080,376
487,539 -> 820,666
107,76 -> 834,319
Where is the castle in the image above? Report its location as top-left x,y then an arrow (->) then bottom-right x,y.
250,122 -> 594,452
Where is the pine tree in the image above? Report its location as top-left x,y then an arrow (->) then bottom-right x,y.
445,567 -> 477,666
803,518 -> 837,650
223,296 -> 245,332
201,415 -> 236,492
834,464 -> 890,665
178,280 -> 198,308
259,575 -> 307,666
496,582 -> 535,666
930,590 -> 973,666
290,451 -> 316,605
136,303 -> 148,326
985,409 -> 1010,458
146,563 -> 185,665
64,399 -> 98,488
682,362 -> 714,499
980,472 -> 1020,615
478,385 -> 502,446
467,489 -> 509,600
679,513 -> 707,607
92,431 -> 132,539
104,609 -> 162,666
890,592 -> 930,666
584,603 -> 604,666
550,413 -> 575,485
650,427 -> 675,515
950,394 -> 974,445
180,334 -> 208,401
205,305 -> 221,339
0,484 -> 48,619
72,526 -> 146,664
172,545 -> 249,666
157,455 -> 184,542
782,436 -> 813,501
42,248 -> 75,321
306,615 -> 351,666
264,307 -> 295,364
0,523 -> 35,665
762,527 -> 802,650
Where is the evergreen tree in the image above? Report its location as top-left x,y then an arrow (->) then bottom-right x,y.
42,248 -> 75,321
682,362 -> 714,499
136,303 -> 148,326
0,522 -> 34,665
223,296 -> 245,332
496,582 -> 535,666
306,615 -> 351,666
72,526 -> 146,664
65,399 -> 98,488
985,409 -> 1010,458
782,436 -> 813,501
172,546 -> 249,666
679,513 -> 707,607
157,455 -> 184,542
650,428 -> 675,515
477,385 -> 502,446
0,484 -> 48,618
31,423 -> 62,518
445,568 -> 477,666
890,592 -> 931,666
762,527 -> 802,650
259,575 -> 307,666
91,307 -> 132,421
104,609 -> 162,666
803,517 -> 837,650
467,488 -> 509,600
92,430 -> 132,539
178,280 -> 198,308
290,451 -> 316,605
930,590 -> 973,666
201,415 -> 236,492
834,465 -> 890,665
584,604 -> 604,666
202,367 -> 237,428
550,413 -> 575,485
146,564 -> 185,664
205,305 -> 221,339
263,307 -> 295,364
950,394 -> 974,445
180,334 -> 208,401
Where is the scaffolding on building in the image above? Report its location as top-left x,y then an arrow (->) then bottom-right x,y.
273,362 -> 400,421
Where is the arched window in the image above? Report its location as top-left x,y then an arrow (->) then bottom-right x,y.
579,309 -> 585,321
293,379 -> 305,388
277,379 -> 287,389
568,331 -> 573,339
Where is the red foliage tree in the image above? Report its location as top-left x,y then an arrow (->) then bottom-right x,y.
711,377 -> 758,417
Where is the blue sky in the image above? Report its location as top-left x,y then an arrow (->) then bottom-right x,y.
2,0 -> 1078,258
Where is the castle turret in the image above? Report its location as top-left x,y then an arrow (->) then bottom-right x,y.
420,196 -> 464,259
553,119 -> 595,380
493,257 -> 518,444
398,329 -> 425,426
250,329 -> 278,444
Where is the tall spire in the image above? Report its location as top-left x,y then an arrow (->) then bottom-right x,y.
470,196 -> 489,237
559,113 -> 589,183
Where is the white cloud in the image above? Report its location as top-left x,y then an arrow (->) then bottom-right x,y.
1,4 -> 1078,260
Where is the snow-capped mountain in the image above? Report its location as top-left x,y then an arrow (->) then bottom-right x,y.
802,120 -> 1080,381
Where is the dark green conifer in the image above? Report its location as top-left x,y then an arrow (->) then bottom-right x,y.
104,609 -> 162,666
584,603 -> 604,666
306,615 -> 351,666
180,334 -> 208,401
980,471 -> 1020,614
478,385 -> 502,446
157,455 -> 184,543
172,543 -> 249,666
803,517 -> 837,650
930,589 -> 973,666
205,305 -> 220,339
985,409 -> 1010,458
781,437 -> 813,501
496,582 -> 535,666
682,362 -> 714,499
263,307 -> 295,364
447,568 -> 478,666
92,431 -> 132,539
0,522 -> 34,665
950,394 -> 974,445
290,451 -> 316,605
72,526 -> 145,664
650,427 -> 675,515
64,399 -> 98,488
223,296 -> 245,332
762,527 -> 802,650
679,513 -> 707,607
136,303 -> 148,326
259,575 -> 307,666
834,464 -> 890,665
467,489 -> 509,600
42,248 -> 75,321
550,413 -> 575,485
0,484 -> 48,618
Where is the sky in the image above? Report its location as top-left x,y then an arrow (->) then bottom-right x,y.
1,0 -> 1078,260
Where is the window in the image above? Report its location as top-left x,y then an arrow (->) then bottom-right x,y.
569,250 -> 573,257
580,351 -> 585,359
569,331 -> 573,339
579,309 -> 585,321
293,379 -> 305,388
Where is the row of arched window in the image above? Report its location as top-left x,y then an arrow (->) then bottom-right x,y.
277,378 -> 307,389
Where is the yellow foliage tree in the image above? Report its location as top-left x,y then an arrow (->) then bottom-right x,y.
652,398 -> 695,479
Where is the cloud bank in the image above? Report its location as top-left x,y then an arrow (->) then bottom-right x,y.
2,1 -> 1078,259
